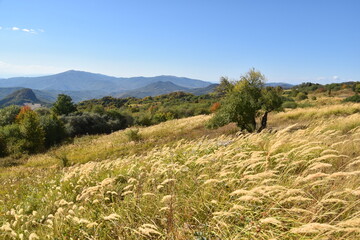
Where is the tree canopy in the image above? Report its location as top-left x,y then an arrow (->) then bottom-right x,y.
207,69 -> 283,132
52,94 -> 77,116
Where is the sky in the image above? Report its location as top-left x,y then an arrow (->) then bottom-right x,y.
0,0 -> 359,84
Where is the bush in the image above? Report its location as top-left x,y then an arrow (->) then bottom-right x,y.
296,92 -> 308,101
18,109 -> 45,154
343,94 -> 360,103
62,111 -> 129,137
282,101 -> 298,109
40,114 -> 67,148
0,133 -> 7,157
0,105 -> 21,126
0,124 -> 26,155
124,128 -> 141,142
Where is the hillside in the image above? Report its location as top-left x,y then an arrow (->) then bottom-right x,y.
116,81 -> 190,98
0,88 -> 46,107
1,103 -> 360,239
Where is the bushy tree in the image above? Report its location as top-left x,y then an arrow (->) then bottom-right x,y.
18,108 -> 45,153
61,111 -> 129,137
40,114 -> 67,148
0,105 -> 21,126
0,133 -> 7,157
52,94 -> 77,116
207,69 -> 283,132
0,124 -> 26,155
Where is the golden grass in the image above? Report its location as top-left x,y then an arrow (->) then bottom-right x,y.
1,104 -> 360,239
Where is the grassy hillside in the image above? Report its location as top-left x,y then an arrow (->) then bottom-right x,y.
1,104 -> 360,239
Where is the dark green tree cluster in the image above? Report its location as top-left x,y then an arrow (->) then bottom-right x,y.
207,69 -> 283,133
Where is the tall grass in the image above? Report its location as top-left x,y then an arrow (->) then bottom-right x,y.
1,106 -> 360,239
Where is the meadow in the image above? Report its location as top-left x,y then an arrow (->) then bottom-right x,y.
1,102 -> 360,239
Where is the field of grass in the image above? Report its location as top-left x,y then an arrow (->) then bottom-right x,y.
1,103 -> 360,239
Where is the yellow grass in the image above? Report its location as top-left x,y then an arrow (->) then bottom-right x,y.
1,104 -> 360,239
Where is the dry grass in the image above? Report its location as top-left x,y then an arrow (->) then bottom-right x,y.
1,104 -> 360,239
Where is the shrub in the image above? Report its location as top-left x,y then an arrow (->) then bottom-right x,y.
0,105 -> 21,126
282,101 -> 297,109
40,114 -> 67,148
0,133 -> 7,157
124,128 -> 141,142
61,111 -> 129,137
0,124 -> 26,155
18,109 -> 45,154
343,94 -> 360,103
296,92 -> 308,100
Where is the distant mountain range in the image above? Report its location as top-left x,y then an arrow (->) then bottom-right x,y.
0,70 -> 295,106
0,70 -> 211,92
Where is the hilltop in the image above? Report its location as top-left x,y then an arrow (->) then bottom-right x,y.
0,88 -> 46,108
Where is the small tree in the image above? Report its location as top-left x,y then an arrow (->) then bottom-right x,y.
257,87 -> 283,132
0,105 -> 21,127
207,69 -> 283,133
52,94 -> 77,116
0,133 -> 7,157
40,114 -> 67,148
18,108 -> 45,153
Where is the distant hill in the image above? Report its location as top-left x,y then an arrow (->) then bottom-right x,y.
265,82 -> 294,89
0,88 -> 46,108
0,70 -> 212,93
116,81 -> 218,98
0,87 -> 24,100
117,81 -> 189,98
188,84 -> 218,95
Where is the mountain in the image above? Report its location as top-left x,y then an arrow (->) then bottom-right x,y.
0,88 -> 46,108
0,70 -> 212,93
117,81 -> 190,98
265,82 -> 294,89
0,87 -> 24,100
188,84 -> 218,95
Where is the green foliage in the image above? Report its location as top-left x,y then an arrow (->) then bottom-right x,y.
61,111 -> 129,137
0,105 -> 21,126
343,94 -> 360,103
18,110 -> 45,154
124,128 -> 142,142
0,133 -> 6,157
214,77 -> 234,96
296,92 -> 308,100
208,69 -> 283,132
39,114 -> 67,148
282,101 -> 298,109
0,124 -> 26,155
52,94 -> 77,116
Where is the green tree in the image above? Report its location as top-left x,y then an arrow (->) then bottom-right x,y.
52,94 -> 77,116
0,105 -> 21,126
18,110 -> 45,153
214,77 -> 234,96
40,114 -> 67,148
0,133 -> 7,157
257,87 -> 283,132
207,69 -> 283,133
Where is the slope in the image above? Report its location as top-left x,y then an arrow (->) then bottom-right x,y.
116,81 -> 190,98
0,88 -> 46,107
2,104 -> 360,239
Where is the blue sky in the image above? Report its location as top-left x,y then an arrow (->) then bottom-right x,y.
0,0 -> 359,84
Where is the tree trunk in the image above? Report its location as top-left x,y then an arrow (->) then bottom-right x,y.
257,111 -> 268,133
